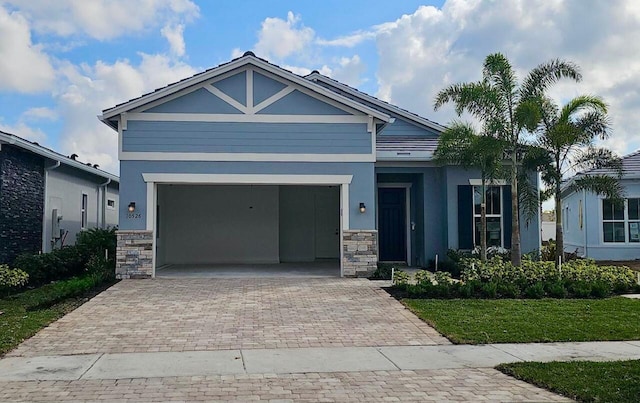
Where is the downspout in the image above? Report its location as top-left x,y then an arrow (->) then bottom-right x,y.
583,189 -> 588,258
43,160 -> 61,252
98,178 -> 111,229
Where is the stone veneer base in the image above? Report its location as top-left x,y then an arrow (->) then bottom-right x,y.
342,230 -> 378,277
116,230 -> 153,279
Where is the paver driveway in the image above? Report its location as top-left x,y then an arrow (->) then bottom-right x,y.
8,278 -> 448,357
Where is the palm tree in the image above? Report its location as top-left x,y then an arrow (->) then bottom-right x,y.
526,95 -> 623,263
434,53 -> 581,266
433,122 -> 504,261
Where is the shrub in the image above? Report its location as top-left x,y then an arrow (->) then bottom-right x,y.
434,271 -> 452,285
414,270 -> 432,285
545,281 -> 568,298
541,240 -> 556,262
393,270 -> 410,286
497,282 -> 521,298
524,283 -> 545,299
13,227 -> 117,287
370,263 -> 393,280
569,281 -> 593,298
0,265 -> 29,296
481,282 -> 498,298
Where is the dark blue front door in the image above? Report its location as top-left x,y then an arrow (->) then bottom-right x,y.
378,187 -> 406,262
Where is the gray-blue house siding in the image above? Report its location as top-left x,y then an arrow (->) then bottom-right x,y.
102,52 -> 541,279
562,150 -> 640,260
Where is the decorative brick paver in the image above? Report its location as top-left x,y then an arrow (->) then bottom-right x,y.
8,278 -> 448,357
0,369 -> 572,402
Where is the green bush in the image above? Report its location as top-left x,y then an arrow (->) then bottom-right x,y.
393,270 -> 410,285
524,283 -> 546,299
12,227 -> 117,287
414,270 -> 432,285
391,256 -> 638,299
0,265 -> 29,296
369,263 -> 393,280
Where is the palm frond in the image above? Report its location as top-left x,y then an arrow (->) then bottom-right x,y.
521,59 -> 582,99
572,174 -> 625,201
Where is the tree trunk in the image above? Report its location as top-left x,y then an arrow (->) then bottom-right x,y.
510,156 -> 522,266
481,180 -> 487,262
555,182 -> 563,266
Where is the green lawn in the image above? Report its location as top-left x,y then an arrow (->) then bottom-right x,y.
404,298 -> 640,344
0,276 -> 115,356
497,360 -> 640,403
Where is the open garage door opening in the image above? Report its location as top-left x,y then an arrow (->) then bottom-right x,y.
155,184 -> 341,277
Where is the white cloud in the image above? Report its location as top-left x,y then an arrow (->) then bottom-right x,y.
0,120 -> 49,145
316,30 -> 376,48
373,0 -> 640,158
254,11 -> 315,59
22,107 -> 58,121
4,0 -> 199,40
161,23 -> 186,57
329,55 -> 367,87
0,6 -> 55,93
54,54 -> 198,173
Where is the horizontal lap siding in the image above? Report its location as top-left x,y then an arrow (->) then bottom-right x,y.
122,121 -> 371,154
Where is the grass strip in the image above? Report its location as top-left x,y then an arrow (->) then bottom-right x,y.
404,298 -> 640,344
497,360 -> 640,403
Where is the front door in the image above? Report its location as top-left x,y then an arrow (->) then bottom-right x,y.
378,187 -> 406,262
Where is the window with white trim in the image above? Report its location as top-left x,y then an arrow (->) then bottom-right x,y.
602,198 -> 640,243
473,186 -> 503,247
81,193 -> 88,229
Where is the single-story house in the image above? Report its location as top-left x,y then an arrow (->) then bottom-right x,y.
562,149 -> 640,260
0,131 -> 119,264
101,52 -> 541,279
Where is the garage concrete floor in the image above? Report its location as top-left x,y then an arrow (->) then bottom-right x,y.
155,260 -> 340,278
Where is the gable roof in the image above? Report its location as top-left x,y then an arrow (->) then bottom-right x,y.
561,149 -> 640,194
0,131 -> 119,183
100,52 -> 391,130
305,72 -> 446,133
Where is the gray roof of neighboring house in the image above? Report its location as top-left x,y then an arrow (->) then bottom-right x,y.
0,131 -> 119,183
561,149 -> 640,194
376,136 -> 439,161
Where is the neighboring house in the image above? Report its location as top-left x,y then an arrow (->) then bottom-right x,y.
0,131 -> 119,264
562,150 -> 640,260
100,52 -> 540,279
541,211 -> 555,242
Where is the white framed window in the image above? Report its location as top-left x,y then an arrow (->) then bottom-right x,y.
602,198 -> 640,243
473,186 -> 503,247
81,193 -> 88,229
107,199 -> 116,210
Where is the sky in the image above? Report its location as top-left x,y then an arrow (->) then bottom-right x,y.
1,0 -> 639,180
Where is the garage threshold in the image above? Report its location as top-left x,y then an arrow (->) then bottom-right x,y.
155,260 -> 340,278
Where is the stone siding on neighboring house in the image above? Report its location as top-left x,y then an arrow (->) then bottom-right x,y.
342,230 -> 378,277
0,146 -> 44,264
116,230 -> 154,279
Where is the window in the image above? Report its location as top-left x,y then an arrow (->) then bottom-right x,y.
602,198 -> 640,243
473,186 -> 502,247
81,193 -> 88,229
107,199 -> 115,209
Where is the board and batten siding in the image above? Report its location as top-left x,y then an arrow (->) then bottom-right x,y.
122,121 -> 372,154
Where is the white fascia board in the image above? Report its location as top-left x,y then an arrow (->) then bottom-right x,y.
121,151 -> 375,162
126,112 -> 370,124
101,56 -> 391,126
141,173 -> 353,185
307,73 -> 446,133
0,132 -> 119,183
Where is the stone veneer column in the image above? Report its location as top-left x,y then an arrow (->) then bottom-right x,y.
116,230 -> 153,279
342,230 -> 378,277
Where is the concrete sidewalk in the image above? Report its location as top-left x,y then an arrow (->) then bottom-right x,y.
1,340 -> 638,382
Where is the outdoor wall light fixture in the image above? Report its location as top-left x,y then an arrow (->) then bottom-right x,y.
128,202 -> 136,212
359,203 -> 366,213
